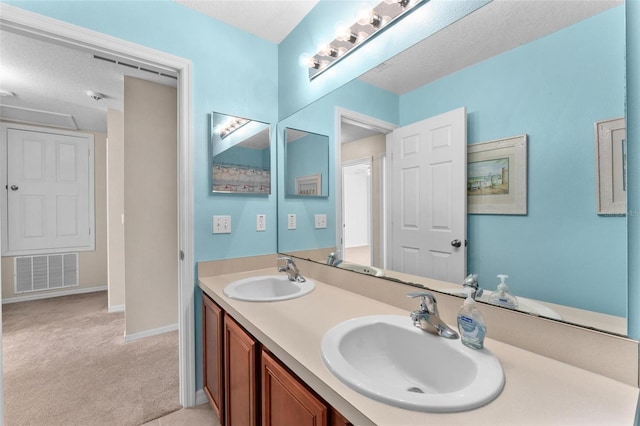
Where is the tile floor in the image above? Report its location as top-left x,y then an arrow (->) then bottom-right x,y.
143,404 -> 220,426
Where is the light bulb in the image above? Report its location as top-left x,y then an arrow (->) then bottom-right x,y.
335,22 -> 352,41
357,6 -> 373,26
317,43 -> 332,57
298,53 -> 312,68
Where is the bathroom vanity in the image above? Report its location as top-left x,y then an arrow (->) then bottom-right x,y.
199,256 -> 639,425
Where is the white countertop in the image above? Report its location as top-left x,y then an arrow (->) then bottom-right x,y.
199,268 -> 639,425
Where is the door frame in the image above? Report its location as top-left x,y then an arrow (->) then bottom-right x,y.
335,108 -> 396,261
0,3 -> 196,409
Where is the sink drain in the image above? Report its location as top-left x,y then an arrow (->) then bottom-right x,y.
407,387 -> 424,393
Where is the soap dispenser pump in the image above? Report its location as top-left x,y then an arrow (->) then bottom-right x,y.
488,274 -> 518,309
457,288 -> 487,350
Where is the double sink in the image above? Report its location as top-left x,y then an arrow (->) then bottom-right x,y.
222,273 -> 504,413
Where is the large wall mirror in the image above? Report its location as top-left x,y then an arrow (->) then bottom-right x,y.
277,2 -> 627,336
211,112 -> 271,194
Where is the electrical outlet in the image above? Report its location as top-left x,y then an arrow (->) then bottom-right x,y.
287,214 -> 296,230
212,215 -> 231,234
315,214 -> 327,229
256,214 -> 266,231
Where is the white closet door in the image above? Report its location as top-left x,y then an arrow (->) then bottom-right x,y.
6,127 -> 94,254
390,107 -> 467,282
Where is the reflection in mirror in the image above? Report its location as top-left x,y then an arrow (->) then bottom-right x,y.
277,2 -> 627,336
211,112 -> 271,194
285,128 -> 329,197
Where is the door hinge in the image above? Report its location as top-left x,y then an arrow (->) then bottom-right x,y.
179,250 -> 184,261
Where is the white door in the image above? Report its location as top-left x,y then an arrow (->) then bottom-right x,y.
6,127 -> 94,254
389,107 -> 467,282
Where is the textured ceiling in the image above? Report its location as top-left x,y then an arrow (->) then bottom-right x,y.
174,0 -> 320,44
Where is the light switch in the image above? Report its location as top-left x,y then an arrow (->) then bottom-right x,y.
256,214 -> 266,231
213,215 -> 231,234
287,214 -> 296,230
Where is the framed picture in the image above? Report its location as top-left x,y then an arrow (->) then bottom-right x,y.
295,173 -> 321,196
467,134 -> 527,215
595,117 -> 626,215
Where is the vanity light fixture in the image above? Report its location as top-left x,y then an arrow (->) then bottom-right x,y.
305,0 -> 427,80
215,116 -> 250,139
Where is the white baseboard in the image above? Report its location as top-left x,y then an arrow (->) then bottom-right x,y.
2,285 -> 107,304
108,304 -> 125,313
124,323 -> 178,343
195,389 -> 209,406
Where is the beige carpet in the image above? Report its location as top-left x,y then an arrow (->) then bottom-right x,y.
2,291 -> 181,426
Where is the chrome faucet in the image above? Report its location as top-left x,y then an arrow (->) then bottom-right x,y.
407,291 -> 459,339
327,251 -> 343,267
462,273 -> 483,300
277,256 -> 306,283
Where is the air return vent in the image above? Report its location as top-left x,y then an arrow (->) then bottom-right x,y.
14,254 -> 78,293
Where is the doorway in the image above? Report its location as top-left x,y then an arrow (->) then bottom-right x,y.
0,5 -> 195,411
336,108 -> 396,269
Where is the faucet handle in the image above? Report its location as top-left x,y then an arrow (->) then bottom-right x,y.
407,291 -> 437,313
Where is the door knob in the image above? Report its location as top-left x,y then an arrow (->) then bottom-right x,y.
451,239 -> 462,248
10,185 -> 18,191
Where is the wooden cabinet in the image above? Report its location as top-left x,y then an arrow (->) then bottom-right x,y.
203,294 -> 224,420
203,292 -> 352,426
224,314 -> 258,426
261,349 -> 328,426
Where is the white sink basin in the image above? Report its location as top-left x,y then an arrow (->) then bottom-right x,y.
338,262 -> 385,277
224,275 -> 315,302
441,288 -> 563,320
321,315 -> 504,412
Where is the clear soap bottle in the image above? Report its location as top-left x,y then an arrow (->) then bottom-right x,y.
457,289 -> 487,350
488,274 -> 519,309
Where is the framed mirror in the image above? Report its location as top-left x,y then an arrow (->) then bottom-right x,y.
276,2 -> 627,336
284,127 -> 329,197
211,112 -> 271,194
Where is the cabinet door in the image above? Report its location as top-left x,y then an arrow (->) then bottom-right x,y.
225,314 -> 258,426
203,294 -> 224,421
261,350 -> 327,426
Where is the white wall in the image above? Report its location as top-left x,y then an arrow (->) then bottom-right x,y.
123,77 -> 177,338
107,109 -> 125,312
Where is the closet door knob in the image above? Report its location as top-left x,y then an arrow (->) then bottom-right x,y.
10,185 -> 18,191
451,239 -> 462,248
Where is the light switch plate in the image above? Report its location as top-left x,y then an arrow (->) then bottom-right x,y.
287,214 -> 296,230
315,214 -> 327,229
256,214 -> 266,231
213,215 -> 231,234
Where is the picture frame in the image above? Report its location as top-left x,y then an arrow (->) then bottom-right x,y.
467,134 -> 527,215
595,117 -> 626,215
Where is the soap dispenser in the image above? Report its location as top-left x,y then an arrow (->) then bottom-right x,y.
488,274 -> 519,309
457,288 -> 487,350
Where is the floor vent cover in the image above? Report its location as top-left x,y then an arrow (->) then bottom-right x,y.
14,253 -> 78,293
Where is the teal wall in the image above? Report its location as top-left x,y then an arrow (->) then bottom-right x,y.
399,6 -> 626,316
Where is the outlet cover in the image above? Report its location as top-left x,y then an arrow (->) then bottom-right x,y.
315,214 -> 327,229
213,215 -> 231,234
256,214 -> 266,231
287,214 -> 296,230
